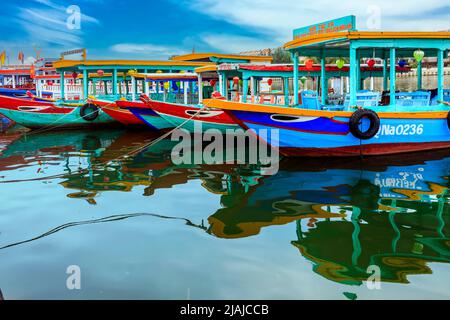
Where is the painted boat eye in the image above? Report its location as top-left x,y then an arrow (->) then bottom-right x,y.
271,115 -> 301,122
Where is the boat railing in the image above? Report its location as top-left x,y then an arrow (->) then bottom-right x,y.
150,92 -> 199,105
343,91 -> 381,108
395,91 -> 431,106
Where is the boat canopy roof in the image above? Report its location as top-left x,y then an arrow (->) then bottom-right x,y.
284,31 -> 450,58
131,72 -> 200,81
216,63 -> 410,79
171,53 -> 273,64
53,59 -> 213,72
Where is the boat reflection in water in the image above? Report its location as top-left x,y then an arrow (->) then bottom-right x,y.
0,128 -> 449,289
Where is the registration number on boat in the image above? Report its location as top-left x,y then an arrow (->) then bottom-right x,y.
375,124 -> 424,138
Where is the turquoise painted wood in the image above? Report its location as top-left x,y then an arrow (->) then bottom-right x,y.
390,48 -> 396,107
0,106 -> 116,129
293,52 -> 299,105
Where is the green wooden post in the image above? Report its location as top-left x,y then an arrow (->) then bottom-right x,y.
437,49 -> 444,102
112,69 -> 118,95
60,72 -> 65,100
283,77 -> 289,106
383,54 -> 388,91
292,52 -> 299,105
349,46 -> 357,106
320,51 -> 327,104
82,69 -> 88,99
390,48 -> 396,107
417,61 -> 423,90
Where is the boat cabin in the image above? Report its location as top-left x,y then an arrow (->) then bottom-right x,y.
214,16 -> 450,112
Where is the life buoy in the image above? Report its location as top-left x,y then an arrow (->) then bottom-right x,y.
80,103 -> 99,121
349,109 -> 380,140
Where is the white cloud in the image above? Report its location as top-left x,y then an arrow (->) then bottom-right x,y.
110,43 -> 186,59
181,0 -> 450,42
15,0 -> 100,48
201,34 -> 279,53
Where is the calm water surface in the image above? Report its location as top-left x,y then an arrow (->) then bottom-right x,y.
0,126 -> 449,300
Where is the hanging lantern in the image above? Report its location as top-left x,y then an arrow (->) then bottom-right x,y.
267,78 -> 273,86
398,59 -> 407,68
72,72 -> 78,80
97,70 -> 104,76
210,79 -> 217,87
47,80 -> 53,86
163,82 -> 170,90
300,76 -> 307,85
233,77 -> 239,85
305,59 -> 314,70
367,59 -> 376,69
414,49 -> 425,63
156,70 -> 163,74
336,58 -> 345,69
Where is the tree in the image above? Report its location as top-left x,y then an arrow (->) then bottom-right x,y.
272,48 -> 292,64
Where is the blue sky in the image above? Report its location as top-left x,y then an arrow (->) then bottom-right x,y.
0,0 -> 449,64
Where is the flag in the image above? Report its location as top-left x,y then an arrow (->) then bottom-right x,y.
0,51 -> 5,66
18,51 -> 24,64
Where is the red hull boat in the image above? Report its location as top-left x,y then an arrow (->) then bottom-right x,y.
89,99 -> 145,126
145,99 -> 239,131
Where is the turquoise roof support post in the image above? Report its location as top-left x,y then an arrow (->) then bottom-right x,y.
356,50 -> 361,91
112,69 -> 118,95
292,52 -> 299,105
437,49 -> 444,102
60,72 -> 65,100
390,48 -> 396,107
349,45 -> 357,106
383,54 -> 388,91
284,77 -> 289,106
417,61 -> 422,90
242,78 -> 249,103
320,51 -> 326,104
83,69 -> 88,99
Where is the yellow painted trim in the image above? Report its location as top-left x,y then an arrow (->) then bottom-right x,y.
195,65 -> 218,73
172,53 -> 273,62
53,59 -> 213,69
204,99 -> 450,119
284,31 -> 450,50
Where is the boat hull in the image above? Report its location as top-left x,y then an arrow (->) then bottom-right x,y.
206,100 -> 450,157
121,101 -> 175,131
148,100 -> 239,132
0,95 -> 117,130
92,100 -> 145,126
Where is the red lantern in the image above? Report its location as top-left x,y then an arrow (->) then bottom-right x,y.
72,72 -> 78,80
267,79 -> 273,86
210,79 -> 217,87
47,80 -> 53,86
367,59 -> 376,69
305,59 -> 314,70
233,77 -> 239,85
97,70 -> 104,76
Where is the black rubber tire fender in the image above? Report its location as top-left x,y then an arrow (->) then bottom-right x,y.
80,103 -> 99,121
349,109 -> 380,140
